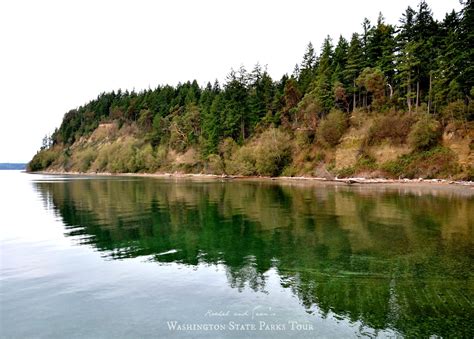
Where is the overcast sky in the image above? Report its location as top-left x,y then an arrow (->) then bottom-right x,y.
0,0 -> 462,163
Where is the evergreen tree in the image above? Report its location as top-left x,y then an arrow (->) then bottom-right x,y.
298,42 -> 317,93
332,35 -> 349,85
344,33 -> 363,111
314,36 -> 335,114
367,13 -> 396,88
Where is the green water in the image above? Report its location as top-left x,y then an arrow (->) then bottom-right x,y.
1,172 -> 473,338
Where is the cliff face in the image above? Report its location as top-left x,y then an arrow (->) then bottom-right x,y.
29,113 -> 474,180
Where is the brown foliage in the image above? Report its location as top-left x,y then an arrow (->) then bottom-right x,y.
366,113 -> 416,146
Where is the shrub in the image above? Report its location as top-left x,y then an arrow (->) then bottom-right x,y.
206,154 -> 225,174
254,128 -> 292,176
226,145 -> 256,176
281,165 -> 298,177
91,144 -> 113,172
226,128 -> 292,177
135,144 -> 157,172
465,166 -> 474,181
28,148 -> 60,171
366,113 -> 416,146
75,148 -> 97,172
337,166 -> 355,178
381,147 -> 459,179
90,138 -> 143,173
107,142 -> 136,173
355,152 -> 377,171
317,109 -> 348,147
337,152 -> 377,178
218,138 -> 238,161
295,129 -> 312,148
441,100 -> 467,123
408,113 -> 442,150
155,145 -> 169,169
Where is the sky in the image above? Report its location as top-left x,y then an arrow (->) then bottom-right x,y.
0,0 -> 463,163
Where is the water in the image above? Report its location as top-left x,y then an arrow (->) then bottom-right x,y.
1,171 -> 473,338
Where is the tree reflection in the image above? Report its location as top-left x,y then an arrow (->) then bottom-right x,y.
34,177 -> 474,337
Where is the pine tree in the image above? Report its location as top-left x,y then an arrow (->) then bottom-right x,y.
299,42 -> 317,93
332,35 -> 349,85
315,36 -> 334,114
344,33 -> 363,111
367,13 -> 396,88
397,6 -> 417,111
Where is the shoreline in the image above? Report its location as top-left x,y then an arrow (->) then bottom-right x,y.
30,170 -> 474,189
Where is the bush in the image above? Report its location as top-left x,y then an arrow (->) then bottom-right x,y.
135,144 -> 157,172
28,148 -> 60,171
218,138 -> 238,161
254,128 -> 292,176
337,166 -> 355,178
107,141 -> 137,173
465,166 -> 474,181
75,148 -> 97,172
337,152 -> 377,178
226,145 -> 256,176
408,113 -> 442,151
381,147 -> 459,179
206,154 -> 224,174
441,100 -> 467,123
366,113 -> 416,146
90,138 -> 145,173
317,109 -> 348,147
155,145 -> 169,169
226,128 -> 292,177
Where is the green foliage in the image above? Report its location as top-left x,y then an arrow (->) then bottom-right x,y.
298,42 -> 317,92
337,153 -> 377,178
408,113 -> 442,150
441,100 -> 468,122
313,36 -> 335,113
317,109 -> 348,147
74,149 -> 97,172
293,89 -> 321,131
337,166 -> 355,178
382,147 -> 459,179
28,148 -> 61,172
356,67 -> 386,109
226,145 -> 256,176
89,139 -> 158,173
135,144 -> 158,172
227,128 -> 292,177
205,154 -> 225,174
254,128 -> 292,176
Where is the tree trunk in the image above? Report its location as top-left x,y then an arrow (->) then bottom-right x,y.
428,73 -> 432,114
416,81 -> 420,110
353,79 -> 356,112
407,74 -> 412,113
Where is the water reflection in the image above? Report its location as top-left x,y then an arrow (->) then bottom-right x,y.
33,177 -> 474,337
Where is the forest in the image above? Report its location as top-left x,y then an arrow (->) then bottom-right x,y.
29,1 -> 474,179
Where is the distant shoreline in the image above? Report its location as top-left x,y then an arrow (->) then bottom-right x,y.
0,163 -> 27,170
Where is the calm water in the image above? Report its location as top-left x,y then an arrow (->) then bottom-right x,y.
1,171 -> 473,338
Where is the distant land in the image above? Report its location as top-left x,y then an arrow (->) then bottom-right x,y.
0,163 -> 27,170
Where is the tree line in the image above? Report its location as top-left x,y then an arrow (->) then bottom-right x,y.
47,1 -> 472,160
